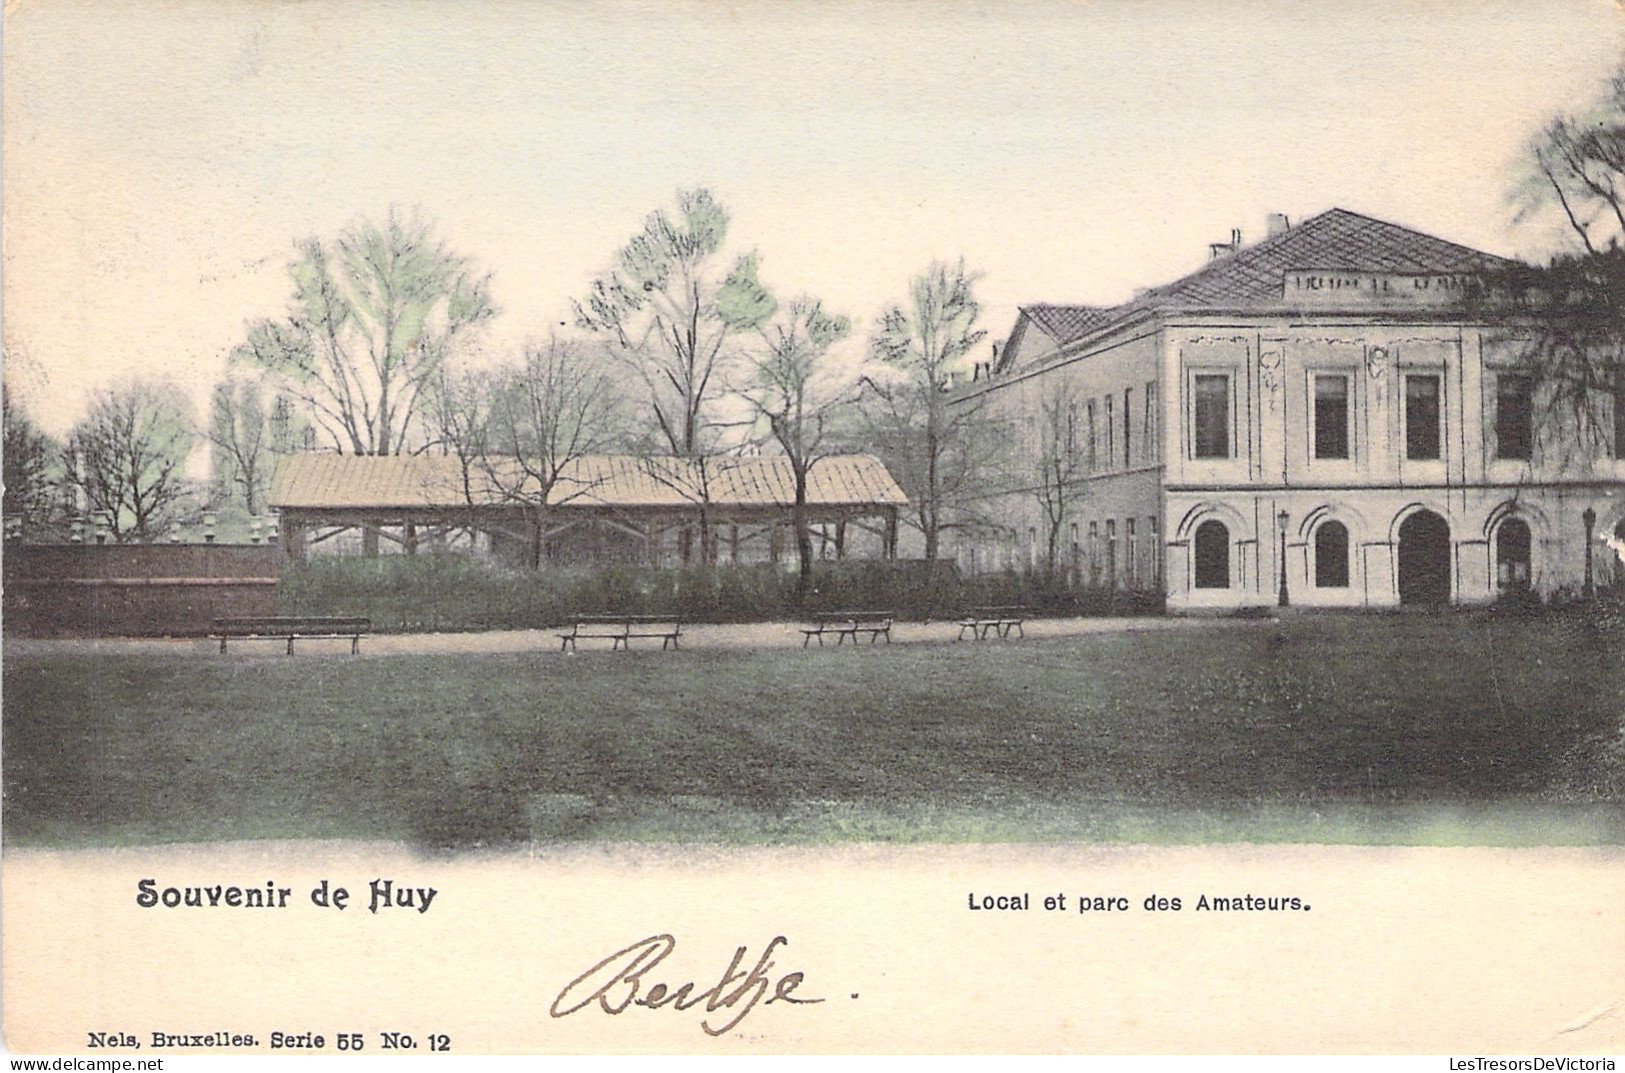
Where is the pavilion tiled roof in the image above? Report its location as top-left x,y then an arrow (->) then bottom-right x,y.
269,453 -> 908,511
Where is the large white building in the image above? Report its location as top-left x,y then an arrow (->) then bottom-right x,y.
955,209 -> 1625,611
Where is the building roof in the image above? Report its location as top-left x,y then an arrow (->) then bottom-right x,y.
997,209 -> 1515,372
269,452 -> 909,512
1020,303 -> 1118,346
1136,208 -> 1512,309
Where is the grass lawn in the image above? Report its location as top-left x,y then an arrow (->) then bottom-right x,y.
4,612 -> 1622,849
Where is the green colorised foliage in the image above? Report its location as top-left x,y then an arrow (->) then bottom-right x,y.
64,378 -> 196,543
234,208 -> 495,456
863,258 -> 997,561
574,188 -> 764,462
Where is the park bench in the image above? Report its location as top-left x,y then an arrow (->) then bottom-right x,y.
211,616 -> 371,655
557,614 -> 683,652
956,606 -> 1027,641
799,610 -> 894,647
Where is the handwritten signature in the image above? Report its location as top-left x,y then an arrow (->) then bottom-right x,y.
550,933 -> 824,1036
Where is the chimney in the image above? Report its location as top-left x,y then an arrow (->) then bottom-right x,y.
1266,213 -> 1290,238
1209,227 -> 1245,260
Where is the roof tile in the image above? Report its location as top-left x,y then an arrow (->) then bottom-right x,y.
270,453 -> 909,511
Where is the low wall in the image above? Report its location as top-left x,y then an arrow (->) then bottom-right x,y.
3,544 -> 278,637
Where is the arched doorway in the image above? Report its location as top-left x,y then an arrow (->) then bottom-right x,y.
1193,519 -> 1230,589
1495,518 -> 1532,593
1397,510 -> 1451,605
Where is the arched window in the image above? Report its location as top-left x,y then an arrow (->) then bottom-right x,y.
1193,520 -> 1230,589
1314,520 -> 1350,588
1496,518 -> 1532,592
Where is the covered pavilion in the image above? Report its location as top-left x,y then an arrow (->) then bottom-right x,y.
268,453 -> 907,566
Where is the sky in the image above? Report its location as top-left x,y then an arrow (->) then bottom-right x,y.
5,0 -> 1624,438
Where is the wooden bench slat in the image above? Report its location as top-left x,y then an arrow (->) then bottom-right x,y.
210,616 -> 370,655
955,606 -> 1027,641
556,615 -> 683,652
800,611 -> 894,647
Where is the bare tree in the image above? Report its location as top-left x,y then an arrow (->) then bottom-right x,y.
862,258 -> 994,561
479,338 -> 625,568
65,379 -> 195,543
234,207 -> 496,456
206,378 -> 303,515
1495,63 -> 1625,466
421,363 -> 497,524
1031,380 -> 1088,579
733,269 -> 857,597
3,393 -> 59,537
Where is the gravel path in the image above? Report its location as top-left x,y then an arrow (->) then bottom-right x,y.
3,615 -> 1262,658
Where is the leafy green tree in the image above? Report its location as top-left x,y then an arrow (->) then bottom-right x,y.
575,189 -> 775,563
862,258 -> 994,562
574,188 -> 764,459
234,208 -> 495,456
729,258 -> 857,596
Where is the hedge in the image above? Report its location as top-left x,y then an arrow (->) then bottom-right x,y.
276,554 -> 1163,632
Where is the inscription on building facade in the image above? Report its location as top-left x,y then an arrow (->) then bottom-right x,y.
1284,271 -> 1479,306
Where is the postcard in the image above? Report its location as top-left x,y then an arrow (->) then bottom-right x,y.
4,0 -> 1623,1057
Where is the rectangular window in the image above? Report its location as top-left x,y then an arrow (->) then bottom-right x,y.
1088,521 -> 1099,584
1123,387 -> 1133,467
1086,401 -> 1097,473
1149,515 -> 1160,584
1126,518 -> 1137,587
1496,373 -> 1533,460
1405,374 -> 1441,461
1144,381 -> 1156,464
1105,396 -> 1116,468
1105,519 -> 1117,589
1193,374 -> 1230,459
1313,375 -> 1350,459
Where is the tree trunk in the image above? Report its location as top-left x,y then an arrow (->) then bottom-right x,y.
792,469 -> 812,604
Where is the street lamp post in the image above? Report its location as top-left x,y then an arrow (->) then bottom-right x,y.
1278,509 -> 1291,608
1583,506 -> 1597,599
